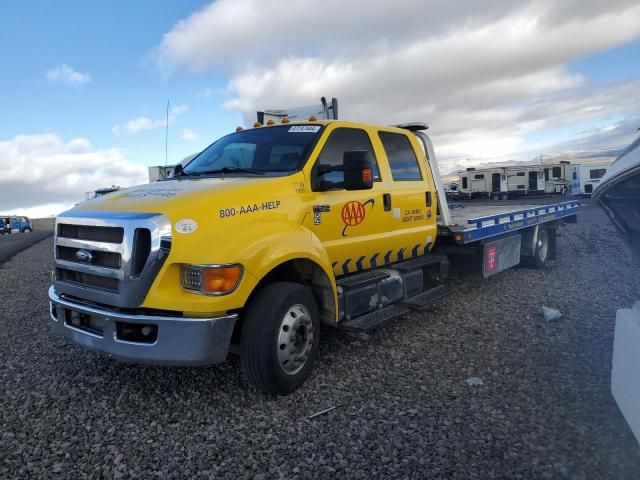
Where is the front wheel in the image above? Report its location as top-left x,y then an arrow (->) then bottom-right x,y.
240,282 -> 320,395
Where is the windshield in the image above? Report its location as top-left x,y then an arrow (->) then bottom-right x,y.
183,125 -> 323,176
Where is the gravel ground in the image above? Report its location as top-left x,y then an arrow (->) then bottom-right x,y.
1,200 -> 639,479
0,231 -> 52,265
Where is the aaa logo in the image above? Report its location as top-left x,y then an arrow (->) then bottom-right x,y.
341,201 -> 366,226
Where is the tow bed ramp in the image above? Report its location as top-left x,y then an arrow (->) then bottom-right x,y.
439,200 -> 580,244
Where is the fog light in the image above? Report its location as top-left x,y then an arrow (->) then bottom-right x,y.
181,264 -> 243,295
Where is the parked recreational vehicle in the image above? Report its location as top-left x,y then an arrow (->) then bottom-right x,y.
570,163 -> 610,196
542,162 -> 571,194
459,165 -> 545,199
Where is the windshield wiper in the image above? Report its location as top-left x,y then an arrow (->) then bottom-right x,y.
185,166 -> 265,176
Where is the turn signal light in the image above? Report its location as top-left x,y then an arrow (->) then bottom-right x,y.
181,264 -> 243,295
362,168 -> 372,183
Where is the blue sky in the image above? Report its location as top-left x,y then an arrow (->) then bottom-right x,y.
0,0 -> 240,165
1,0 -> 640,216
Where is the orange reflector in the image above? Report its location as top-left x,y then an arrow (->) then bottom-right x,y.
267,119 -> 275,126
202,266 -> 242,294
362,168 -> 372,183
253,122 -> 262,128
236,126 -> 244,132
308,115 -> 317,121
455,234 -> 462,242
281,116 -> 290,124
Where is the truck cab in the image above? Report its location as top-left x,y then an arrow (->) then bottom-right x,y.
48,119 -> 577,395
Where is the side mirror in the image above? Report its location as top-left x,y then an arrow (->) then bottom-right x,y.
313,150 -> 374,191
342,150 -> 374,191
172,164 -> 183,177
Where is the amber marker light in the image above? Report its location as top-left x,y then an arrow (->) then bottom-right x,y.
362,168 -> 373,183
253,121 -> 262,127
281,116 -> 290,124
236,126 -> 244,132
308,115 -> 317,121
267,119 -> 275,126
181,264 -> 243,295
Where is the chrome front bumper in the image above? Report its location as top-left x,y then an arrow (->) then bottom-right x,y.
48,287 -> 237,366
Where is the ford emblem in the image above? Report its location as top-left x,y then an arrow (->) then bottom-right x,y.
75,249 -> 93,263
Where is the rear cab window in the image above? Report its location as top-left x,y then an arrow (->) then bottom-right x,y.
378,131 -> 423,181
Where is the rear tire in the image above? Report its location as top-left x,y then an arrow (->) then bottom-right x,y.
24,228 -> 32,233
522,228 -> 549,269
240,282 -> 320,395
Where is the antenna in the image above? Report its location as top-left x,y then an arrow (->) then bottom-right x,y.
164,99 -> 170,168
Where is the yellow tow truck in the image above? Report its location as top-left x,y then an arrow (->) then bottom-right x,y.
48,118 -> 579,394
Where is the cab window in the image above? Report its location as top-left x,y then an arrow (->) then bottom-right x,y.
315,128 -> 381,185
378,132 -> 422,181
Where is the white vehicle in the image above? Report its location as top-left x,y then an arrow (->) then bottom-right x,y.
570,163 -> 610,196
542,162 -> 571,194
459,166 -> 545,200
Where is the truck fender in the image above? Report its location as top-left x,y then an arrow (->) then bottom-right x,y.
241,226 -> 338,325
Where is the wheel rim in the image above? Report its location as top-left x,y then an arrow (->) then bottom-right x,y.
537,229 -> 548,261
277,304 -> 314,376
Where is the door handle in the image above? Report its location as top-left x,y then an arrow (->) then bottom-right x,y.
425,191 -> 432,207
383,193 -> 392,211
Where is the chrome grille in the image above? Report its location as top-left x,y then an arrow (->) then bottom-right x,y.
53,211 -> 172,308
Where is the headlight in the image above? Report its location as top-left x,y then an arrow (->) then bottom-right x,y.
181,264 -> 243,295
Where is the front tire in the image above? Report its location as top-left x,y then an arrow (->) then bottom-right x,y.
240,282 -> 320,395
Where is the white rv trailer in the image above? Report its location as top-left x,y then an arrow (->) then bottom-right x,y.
542,162 -> 572,194
570,163 -> 610,196
458,165 -> 545,199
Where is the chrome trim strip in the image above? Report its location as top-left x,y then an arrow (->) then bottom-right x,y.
55,259 -> 123,278
56,236 -> 124,254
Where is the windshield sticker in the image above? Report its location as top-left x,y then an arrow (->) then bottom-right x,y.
341,198 -> 375,236
288,125 -> 321,133
175,219 -> 198,234
219,200 -> 281,218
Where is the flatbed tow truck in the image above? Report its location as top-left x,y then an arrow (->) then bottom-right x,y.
48,119 -> 579,395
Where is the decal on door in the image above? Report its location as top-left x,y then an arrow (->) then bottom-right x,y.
341,199 -> 374,236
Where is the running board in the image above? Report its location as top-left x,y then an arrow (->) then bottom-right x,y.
340,305 -> 410,333
337,270 -> 390,288
402,284 -> 450,311
393,255 -> 441,272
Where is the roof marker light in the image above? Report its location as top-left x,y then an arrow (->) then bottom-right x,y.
236,126 -> 244,132
281,116 -> 290,124
308,115 -> 317,121
253,122 -> 262,128
266,119 -> 275,126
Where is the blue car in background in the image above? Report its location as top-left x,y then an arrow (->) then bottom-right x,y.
0,216 -> 33,234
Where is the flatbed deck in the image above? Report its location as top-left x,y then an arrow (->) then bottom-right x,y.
438,200 -> 581,244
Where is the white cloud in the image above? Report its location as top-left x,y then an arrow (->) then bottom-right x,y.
181,129 -> 197,141
46,64 -> 92,86
0,133 -> 147,217
154,0 -> 640,169
112,104 -> 189,135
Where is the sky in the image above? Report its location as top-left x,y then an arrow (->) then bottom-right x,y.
1,0 -> 640,217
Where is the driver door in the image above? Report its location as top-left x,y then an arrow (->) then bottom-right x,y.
303,127 -> 392,276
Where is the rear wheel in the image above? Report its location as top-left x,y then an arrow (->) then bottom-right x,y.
240,282 -> 320,395
522,228 -> 549,269
24,228 -> 32,233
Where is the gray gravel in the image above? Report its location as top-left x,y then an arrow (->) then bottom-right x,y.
0,231 -> 52,265
1,201 -> 640,479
